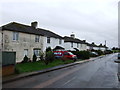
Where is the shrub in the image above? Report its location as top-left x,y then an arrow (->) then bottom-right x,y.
95,50 -> 104,56
71,51 -> 90,59
104,50 -> 113,54
21,55 -> 29,63
45,51 -> 55,65
90,53 -> 97,57
40,52 -> 45,61
33,54 -> 37,62
46,47 -> 52,52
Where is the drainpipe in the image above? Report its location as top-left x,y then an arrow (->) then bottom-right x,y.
1,30 -> 3,51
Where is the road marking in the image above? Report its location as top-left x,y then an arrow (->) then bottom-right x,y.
33,66 -> 81,88
62,77 -> 76,86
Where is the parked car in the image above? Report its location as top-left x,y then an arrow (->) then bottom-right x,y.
114,53 -> 120,63
91,52 -> 98,56
118,53 -> 120,59
54,50 -> 77,61
90,51 -> 98,57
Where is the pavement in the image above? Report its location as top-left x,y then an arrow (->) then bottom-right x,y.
2,55 -> 104,84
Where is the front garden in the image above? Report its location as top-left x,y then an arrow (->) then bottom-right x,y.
15,48 -> 113,74
15,59 -> 82,74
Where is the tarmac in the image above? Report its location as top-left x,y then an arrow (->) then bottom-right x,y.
3,56 -> 104,84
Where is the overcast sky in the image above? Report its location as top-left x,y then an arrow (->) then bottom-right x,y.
0,0 -> 119,48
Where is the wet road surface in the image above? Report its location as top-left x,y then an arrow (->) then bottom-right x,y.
3,53 -> 120,88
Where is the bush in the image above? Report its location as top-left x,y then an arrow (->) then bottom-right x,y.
90,53 -> 97,57
46,47 -> 52,52
104,50 -> 113,54
45,51 -> 55,65
33,54 -> 37,62
95,50 -> 104,56
21,55 -> 29,63
71,51 -> 90,59
40,52 -> 45,61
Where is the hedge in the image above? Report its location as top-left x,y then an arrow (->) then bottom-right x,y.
70,51 -> 90,59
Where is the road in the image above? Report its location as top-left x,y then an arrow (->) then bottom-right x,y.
3,53 -> 120,88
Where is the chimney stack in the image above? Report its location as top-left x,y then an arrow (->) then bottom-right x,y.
99,43 -> 102,46
83,40 -> 86,43
92,42 -> 95,45
70,32 -> 75,38
31,21 -> 38,29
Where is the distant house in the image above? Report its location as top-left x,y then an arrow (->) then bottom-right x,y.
91,42 -> 100,50
80,40 -> 88,51
63,34 -> 87,51
86,42 -> 92,51
98,44 -> 107,51
86,42 -> 107,51
0,22 -> 64,62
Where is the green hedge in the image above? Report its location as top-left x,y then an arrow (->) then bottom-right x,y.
104,50 -> 113,54
71,51 -> 90,59
95,50 -> 104,56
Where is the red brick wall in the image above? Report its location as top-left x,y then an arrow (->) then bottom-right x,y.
2,65 -> 15,76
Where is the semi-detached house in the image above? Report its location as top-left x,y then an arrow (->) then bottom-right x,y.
0,22 -> 64,62
64,34 -> 87,51
86,42 -> 107,51
0,21 -> 108,62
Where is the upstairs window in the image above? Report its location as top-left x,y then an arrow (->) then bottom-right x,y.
71,42 -> 73,47
35,35 -> 40,42
80,44 -> 82,48
77,43 -> 79,48
47,37 -> 50,43
13,32 -> 19,41
59,39 -> 62,44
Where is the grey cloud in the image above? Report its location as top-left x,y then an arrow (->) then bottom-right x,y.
0,0 -> 119,48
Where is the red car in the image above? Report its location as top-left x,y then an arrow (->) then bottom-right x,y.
54,50 -> 77,61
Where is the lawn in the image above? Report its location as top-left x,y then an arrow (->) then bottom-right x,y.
15,59 -> 82,74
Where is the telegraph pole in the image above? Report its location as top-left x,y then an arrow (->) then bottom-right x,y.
105,40 -> 107,50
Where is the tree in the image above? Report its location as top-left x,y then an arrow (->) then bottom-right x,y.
33,53 -> 37,62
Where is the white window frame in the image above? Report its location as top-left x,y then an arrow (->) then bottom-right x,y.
77,43 -> 79,48
47,37 -> 50,44
13,32 -> 19,41
35,35 -> 40,42
24,49 -> 28,56
59,39 -> 62,44
33,49 -> 41,56
71,42 -> 73,47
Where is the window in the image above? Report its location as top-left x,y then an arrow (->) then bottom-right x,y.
47,37 -> 50,43
81,44 -> 82,48
33,49 -> 41,56
35,35 -> 40,42
59,39 -> 62,44
77,43 -> 79,48
24,49 -> 28,56
71,42 -> 73,47
13,32 -> 19,41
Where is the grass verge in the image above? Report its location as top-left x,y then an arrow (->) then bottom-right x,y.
15,59 -> 82,74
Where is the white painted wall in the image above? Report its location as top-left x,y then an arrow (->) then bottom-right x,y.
93,47 -> 99,50
43,37 -> 64,51
64,42 -> 79,51
79,44 -> 87,51
86,45 -> 91,50
99,47 -> 106,51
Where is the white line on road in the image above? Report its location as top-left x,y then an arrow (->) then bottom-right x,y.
62,77 -> 76,86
